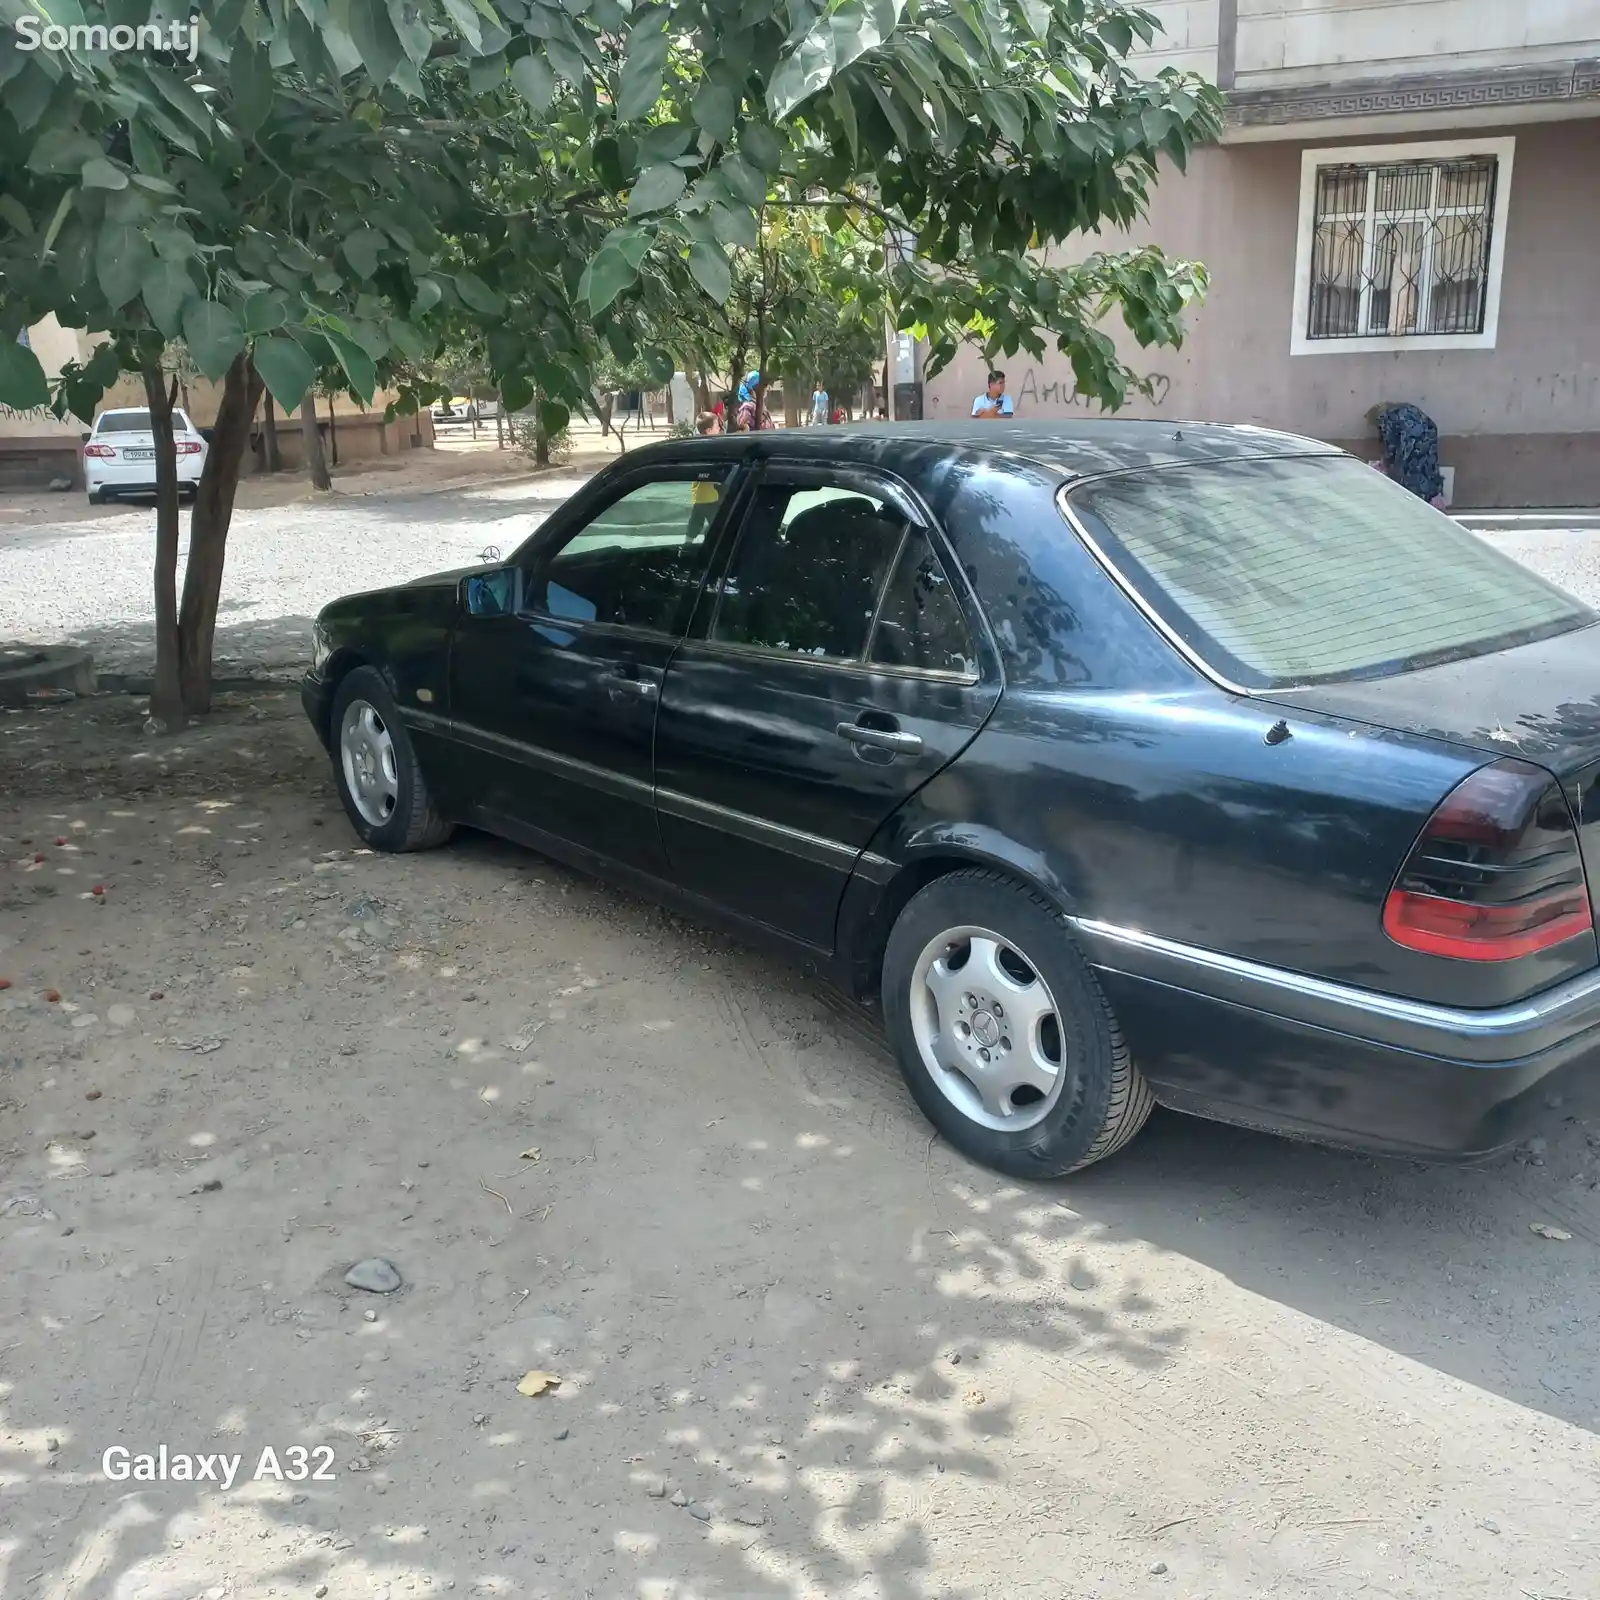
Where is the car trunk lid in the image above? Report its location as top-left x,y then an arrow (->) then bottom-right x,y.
1267,621 -> 1600,921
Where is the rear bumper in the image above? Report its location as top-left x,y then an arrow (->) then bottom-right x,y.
1075,920 -> 1600,1159
85,461 -> 204,493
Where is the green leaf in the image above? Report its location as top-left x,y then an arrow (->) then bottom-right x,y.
500,373 -> 534,414
687,240 -> 731,303
413,276 -> 444,315
128,117 -> 164,178
579,246 -> 637,314
692,78 -> 738,143
708,200 -> 758,249
230,39 -> 275,137
1100,13 -> 1135,56
982,87 -> 1028,149
251,334 -> 316,411
0,194 -> 33,236
184,300 -> 247,382
328,332 -> 377,403
454,271 -> 503,315
342,229 -> 384,278
510,53 -> 557,110
717,152 -> 768,208
468,50 -> 505,91
616,3 -> 669,122
627,162 -> 686,217
242,290 -> 288,334
81,157 -> 129,191
387,318 -> 430,364
142,258 -> 192,337
96,224 -> 151,310
768,0 -> 907,122
441,0 -> 482,50
538,396 -> 569,435
740,121 -> 783,174
829,80 -> 859,161
345,0 -> 405,86
0,340 -> 49,410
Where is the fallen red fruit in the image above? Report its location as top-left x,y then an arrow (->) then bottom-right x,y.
54,837 -> 66,846
149,990 -> 165,1000
0,978 -> 11,990
44,989 -> 61,1002
91,885 -> 105,896
33,854 -> 44,863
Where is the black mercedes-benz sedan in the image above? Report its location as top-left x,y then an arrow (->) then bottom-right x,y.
302,420 -> 1600,1179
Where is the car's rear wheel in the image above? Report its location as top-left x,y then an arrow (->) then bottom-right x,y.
882,868 -> 1152,1178
87,488 -> 105,505
330,666 -> 453,853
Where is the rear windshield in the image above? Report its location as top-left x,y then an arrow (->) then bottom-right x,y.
1066,454 -> 1595,688
95,410 -> 195,433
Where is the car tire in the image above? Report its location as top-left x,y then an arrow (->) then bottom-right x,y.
329,666 -> 454,853
87,488 -> 105,505
882,868 -> 1153,1178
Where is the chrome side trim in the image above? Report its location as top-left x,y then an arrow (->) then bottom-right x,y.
655,786 -> 861,871
1072,917 -> 1600,1060
402,708 -> 653,804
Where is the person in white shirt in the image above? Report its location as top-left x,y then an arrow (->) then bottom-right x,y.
811,384 -> 830,425
971,370 -> 1015,420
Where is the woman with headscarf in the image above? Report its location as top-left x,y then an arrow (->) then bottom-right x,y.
734,370 -> 773,431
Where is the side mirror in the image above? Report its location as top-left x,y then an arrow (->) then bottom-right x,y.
81,431 -> 91,442
462,566 -> 520,617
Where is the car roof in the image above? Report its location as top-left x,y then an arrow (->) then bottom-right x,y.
636,419 -> 1339,487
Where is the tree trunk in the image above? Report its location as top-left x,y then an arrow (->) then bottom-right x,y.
595,389 -> 615,438
783,379 -> 801,430
327,399 -> 339,468
262,391 -> 281,472
178,352 -> 264,715
495,405 -> 504,449
301,394 -> 332,490
143,365 -> 184,730
663,382 -> 675,427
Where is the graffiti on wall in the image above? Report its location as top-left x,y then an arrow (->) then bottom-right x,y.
1012,367 -> 1172,410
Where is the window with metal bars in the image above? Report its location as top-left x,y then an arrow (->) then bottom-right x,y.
1307,156 -> 1497,340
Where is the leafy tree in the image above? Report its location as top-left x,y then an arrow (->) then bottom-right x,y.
0,0 -> 1219,727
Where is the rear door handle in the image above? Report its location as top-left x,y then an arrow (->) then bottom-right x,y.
836,721 -> 923,755
608,666 -> 658,699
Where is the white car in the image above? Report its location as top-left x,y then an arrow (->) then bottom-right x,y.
83,407 -> 209,504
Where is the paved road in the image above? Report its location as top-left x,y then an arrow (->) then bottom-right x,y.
0,476 -> 1597,680
0,473 -> 596,679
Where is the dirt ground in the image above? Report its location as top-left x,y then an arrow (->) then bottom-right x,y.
3,696 -> 1599,1600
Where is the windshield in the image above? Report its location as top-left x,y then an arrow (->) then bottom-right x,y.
1066,454 -> 1595,689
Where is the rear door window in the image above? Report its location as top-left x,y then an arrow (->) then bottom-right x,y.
869,533 -> 977,677
1067,454 -> 1594,688
711,482 -> 908,660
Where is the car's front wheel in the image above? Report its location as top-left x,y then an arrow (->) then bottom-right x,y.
329,666 -> 453,853
882,869 -> 1153,1178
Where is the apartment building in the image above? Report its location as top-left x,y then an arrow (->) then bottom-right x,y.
925,2 -> 1600,506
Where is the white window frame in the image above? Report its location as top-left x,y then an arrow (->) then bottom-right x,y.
1290,135 -> 1515,356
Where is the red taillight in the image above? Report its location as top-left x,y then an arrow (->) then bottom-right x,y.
84,443 -> 115,458
1383,758 -> 1594,961
176,441 -> 202,454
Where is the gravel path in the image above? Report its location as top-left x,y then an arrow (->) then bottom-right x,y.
0,472 -> 597,679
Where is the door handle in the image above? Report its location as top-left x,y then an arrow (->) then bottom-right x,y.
609,667 -> 658,698
836,721 -> 923,755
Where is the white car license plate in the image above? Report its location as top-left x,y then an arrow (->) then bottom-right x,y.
121,448 -> 155,461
